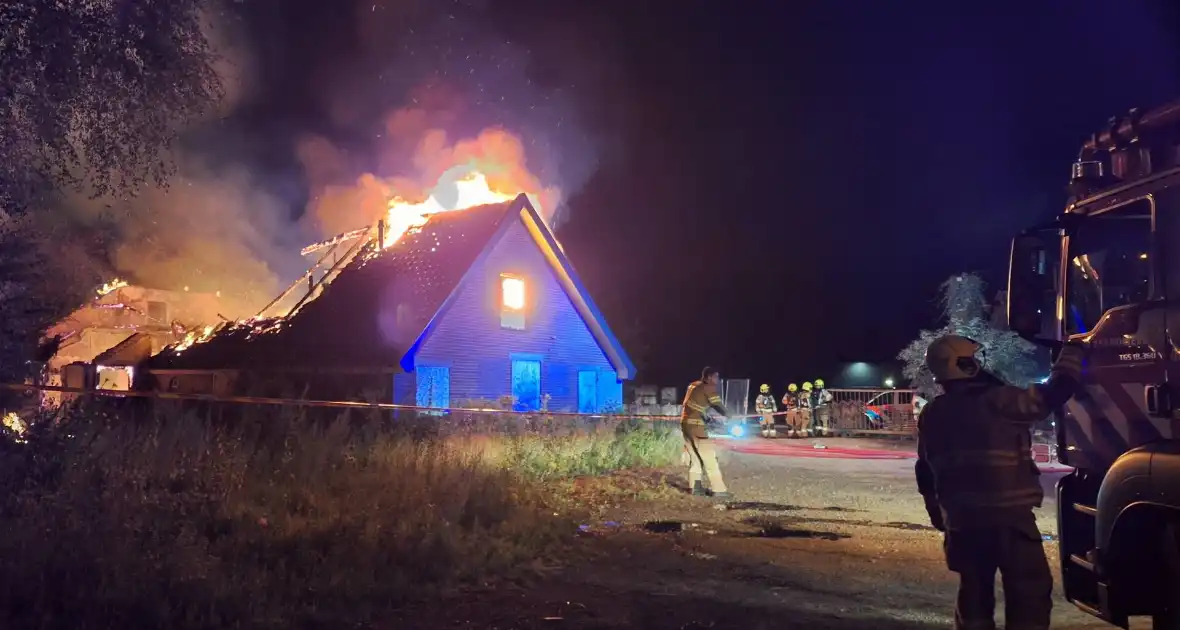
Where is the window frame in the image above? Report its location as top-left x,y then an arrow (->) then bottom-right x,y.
499,273 -> 527,330
146,300 -> 169,324
1062,195 -> 1158,337
415,364 -> 451,411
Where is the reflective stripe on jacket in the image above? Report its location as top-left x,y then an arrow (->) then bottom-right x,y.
817,389 -> 833,406
755,394 -> 777,414
682,380 -> 726,425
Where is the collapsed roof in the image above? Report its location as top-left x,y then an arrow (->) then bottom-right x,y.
148,200 -> 514,372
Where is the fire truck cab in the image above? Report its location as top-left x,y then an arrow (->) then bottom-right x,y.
1007,102 -> 1180,628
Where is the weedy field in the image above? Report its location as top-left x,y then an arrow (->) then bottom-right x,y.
0,399 -> 681,630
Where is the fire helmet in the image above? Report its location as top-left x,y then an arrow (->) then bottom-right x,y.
802,382 -> 813,391
814,378 -> 825,389
760,383 -> 770,394
788,383 -> 798,392
926,335 -> 983,382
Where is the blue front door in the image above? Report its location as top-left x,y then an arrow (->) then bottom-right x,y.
416,366 -> 450,409
578,370 -> 598,413
596,370 -> 623,413
511,359 -> 542,412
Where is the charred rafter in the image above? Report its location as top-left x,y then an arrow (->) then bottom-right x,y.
300,227 -> 370,257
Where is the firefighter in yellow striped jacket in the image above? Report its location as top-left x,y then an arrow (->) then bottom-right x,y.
681,367 -> 732,498
781,383 -> 803,437
917,335 -> 1083,630
754,383 -> 778,438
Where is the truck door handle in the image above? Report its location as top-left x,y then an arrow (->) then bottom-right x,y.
1145,384 -> 1169,416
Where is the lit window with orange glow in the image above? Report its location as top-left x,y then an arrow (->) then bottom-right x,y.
500,274 -> 526,329
501,275 -> 525,310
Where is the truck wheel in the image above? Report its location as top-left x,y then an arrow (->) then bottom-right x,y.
1153,522 -> 1180,630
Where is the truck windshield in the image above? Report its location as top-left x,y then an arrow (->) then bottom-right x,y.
1065,201 -> 1153,336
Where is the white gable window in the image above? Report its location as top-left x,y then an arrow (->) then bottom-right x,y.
500,274 -> 526,330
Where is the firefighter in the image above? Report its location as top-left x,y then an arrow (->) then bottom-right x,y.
814,378 -> 834,436
916,335 -> 1083,630
754,383 -> 778,438
799,381 -> 814,437
781,384 -> 801,438
681,366 -> 733,499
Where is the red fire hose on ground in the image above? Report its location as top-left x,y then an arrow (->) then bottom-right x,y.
723,439 -> 914,460
718,438 -> 1075,471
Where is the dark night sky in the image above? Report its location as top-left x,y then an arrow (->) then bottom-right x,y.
215,0 -> 1180,388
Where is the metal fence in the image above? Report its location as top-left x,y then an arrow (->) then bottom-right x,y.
821,388 -> 919,436
722,379 -> 750,417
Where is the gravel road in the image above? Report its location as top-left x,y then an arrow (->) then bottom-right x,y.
389,439 -> 1154,629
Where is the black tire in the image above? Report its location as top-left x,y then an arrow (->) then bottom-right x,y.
1152,522 -> 1180,630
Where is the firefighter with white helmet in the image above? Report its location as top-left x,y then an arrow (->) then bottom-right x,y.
915,334 -> 1083,630
813,378 -> 834,436
754,383 -> 778,438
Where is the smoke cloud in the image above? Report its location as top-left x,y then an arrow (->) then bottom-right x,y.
294,1 -> 603,237
59,6 -> 306,319
300,120 -> 562,237
55,0 -> 615,320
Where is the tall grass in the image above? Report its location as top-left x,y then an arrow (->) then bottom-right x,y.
503,418 -> 683,481
0,400 -> 679,630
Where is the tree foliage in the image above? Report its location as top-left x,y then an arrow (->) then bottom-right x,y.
898,273 -> 1041,397
0,215 -> 108,390
0,1 -> 231,389
0,0 -> 227,212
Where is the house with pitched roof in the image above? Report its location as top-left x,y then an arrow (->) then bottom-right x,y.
145,194 -> 635,413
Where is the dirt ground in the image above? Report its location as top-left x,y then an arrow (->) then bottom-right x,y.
386,438 -> 1153,630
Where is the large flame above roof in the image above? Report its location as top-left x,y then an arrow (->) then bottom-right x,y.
382,166 -> 516,248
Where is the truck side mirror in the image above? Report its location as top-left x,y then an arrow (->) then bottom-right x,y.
1008,233 -> 1058,341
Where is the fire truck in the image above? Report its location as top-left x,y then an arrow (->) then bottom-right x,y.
1007,101 -> 1180,628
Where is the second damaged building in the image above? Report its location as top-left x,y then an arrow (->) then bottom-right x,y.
145,194 -> 636,413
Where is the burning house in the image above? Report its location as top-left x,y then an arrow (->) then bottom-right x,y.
145,192 -> 635,413
40,282 -> 225,406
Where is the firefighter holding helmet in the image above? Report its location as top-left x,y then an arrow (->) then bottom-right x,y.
754,383 -> 778,438
813,378 -> 834,436
681,367 -> 733,499
916,335 -> 1083,630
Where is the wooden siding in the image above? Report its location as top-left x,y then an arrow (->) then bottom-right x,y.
415,218 -> 618,411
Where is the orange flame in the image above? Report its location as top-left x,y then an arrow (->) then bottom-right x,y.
382,167 -> 515,248
96,278 -> 129,298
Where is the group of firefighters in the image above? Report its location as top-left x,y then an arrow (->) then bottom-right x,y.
680,335 -> 1085,630
752,380 -> 834,438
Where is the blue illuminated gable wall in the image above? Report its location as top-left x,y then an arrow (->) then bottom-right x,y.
394,217 -> 621,411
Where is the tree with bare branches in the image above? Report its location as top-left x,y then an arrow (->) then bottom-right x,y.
898,273 -> 1041,397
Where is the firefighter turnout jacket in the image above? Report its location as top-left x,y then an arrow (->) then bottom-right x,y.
816,388 -> 833,406
755,394 -> 777,415
915,350 -> 1082,529
682,380 -> 729,439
